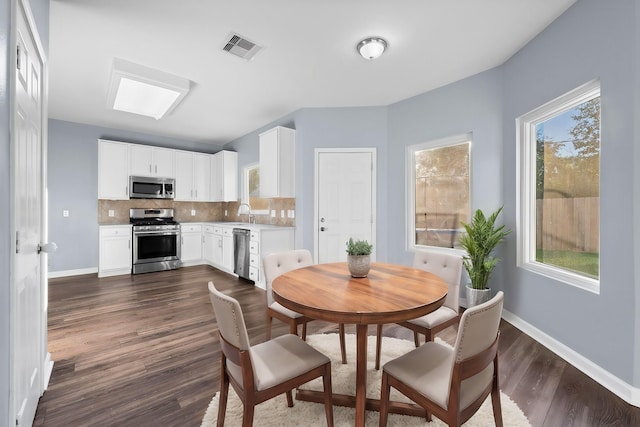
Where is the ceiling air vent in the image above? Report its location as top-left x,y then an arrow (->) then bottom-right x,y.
222,33 -> 263,60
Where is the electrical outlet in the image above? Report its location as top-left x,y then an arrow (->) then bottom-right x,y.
191,209 -> 196,216
63,210 -> 69,217
271,210 -> 276,218
108,209 -> 115,217
281,210 -> 285,218
224,209 -> 228,216
290,210 -> 295,219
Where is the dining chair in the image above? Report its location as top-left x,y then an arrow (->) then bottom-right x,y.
375,250 -> 463,369
263,249 -> 348,364
379,291 -> 504,427
207,281 -> 334,427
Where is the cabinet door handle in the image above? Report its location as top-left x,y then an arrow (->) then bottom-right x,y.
149,164 -> 152,173
320,227 -> 327,232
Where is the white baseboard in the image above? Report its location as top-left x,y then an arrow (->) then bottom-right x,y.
48,267 -> 98,278
502,309 -> 640,408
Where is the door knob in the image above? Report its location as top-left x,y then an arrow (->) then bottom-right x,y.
38,242 -> 58,254
320,227 -> 326,232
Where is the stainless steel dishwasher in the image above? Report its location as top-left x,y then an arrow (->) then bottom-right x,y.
233,228 -> 251,281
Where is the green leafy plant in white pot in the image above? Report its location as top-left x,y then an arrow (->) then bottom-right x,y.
459,206 -> 510,307
346,238 -> 373,278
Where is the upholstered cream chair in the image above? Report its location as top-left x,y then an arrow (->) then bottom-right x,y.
375,250 -> 463,369
379,291 -> 504,427
263,249 -> 347,364
207,281 -> 334,427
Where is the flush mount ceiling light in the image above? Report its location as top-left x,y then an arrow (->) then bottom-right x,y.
107,58 -> 191,120
356,37 -> 387,60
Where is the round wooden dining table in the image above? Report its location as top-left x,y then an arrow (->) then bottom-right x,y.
272,261 -> 449,427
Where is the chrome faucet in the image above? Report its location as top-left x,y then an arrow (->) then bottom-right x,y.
237,203 -> 252,224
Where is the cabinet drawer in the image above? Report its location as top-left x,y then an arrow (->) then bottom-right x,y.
203,225 -> 214,233
250,230 -> 259,241
222,228 -> 233,236
213,226 -> 223,235
100,226 -> 131,237
249,241 -> 259,254
249,253 -> 260,269
181,224 -> 202,233
249,266 -> 259,281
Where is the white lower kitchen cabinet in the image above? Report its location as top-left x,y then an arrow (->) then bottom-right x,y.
203,225 -> 234,274
99,225 -> 132,277
180,224 -> 203,265
203,225 -> 216,265
221,227 -> 234,273
250,228 -> 295,290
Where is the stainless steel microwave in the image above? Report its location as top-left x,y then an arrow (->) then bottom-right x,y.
129,176 -> 175,199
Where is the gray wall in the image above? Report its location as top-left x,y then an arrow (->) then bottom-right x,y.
224,107 -> 388,256
386,68 -> 505,268
502,0 -> 637,385
226,0 -> 639,389
47,119 -> 219,272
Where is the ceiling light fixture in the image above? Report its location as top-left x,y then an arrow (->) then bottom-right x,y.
107,58 -> 191,120
356,37 -> 387,60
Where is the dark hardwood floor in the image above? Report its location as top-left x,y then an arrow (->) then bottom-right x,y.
34,265 -> 640,426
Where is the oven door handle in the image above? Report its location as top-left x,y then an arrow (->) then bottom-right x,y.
133,231 -> 180,237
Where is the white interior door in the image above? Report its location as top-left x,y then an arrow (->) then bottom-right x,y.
12,1 -> 49,426
316,149 -> 375,263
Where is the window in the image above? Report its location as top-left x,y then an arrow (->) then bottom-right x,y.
517,80 -> 600,293
407,134 -> 470,250
243,163 -> 269,214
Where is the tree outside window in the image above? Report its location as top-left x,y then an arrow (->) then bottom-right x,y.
519,80 -> 600,292
409,136 -> 470,249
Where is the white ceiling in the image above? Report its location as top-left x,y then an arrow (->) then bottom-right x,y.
48,0 -> 576,146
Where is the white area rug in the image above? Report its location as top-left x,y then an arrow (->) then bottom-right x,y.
201,333 -> 531,426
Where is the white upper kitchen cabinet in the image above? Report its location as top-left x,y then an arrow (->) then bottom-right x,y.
259,126 -> 295,198
175,151 -> 211,201
211,150 -> 238,202
98,139 -> 129,200
129,145 -> 175,178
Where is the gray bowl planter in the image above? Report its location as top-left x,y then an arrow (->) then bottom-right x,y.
347,255 -> 371,278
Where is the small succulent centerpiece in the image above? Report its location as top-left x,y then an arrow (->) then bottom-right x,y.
459,206 -> 510,306
346,238 -> 373,278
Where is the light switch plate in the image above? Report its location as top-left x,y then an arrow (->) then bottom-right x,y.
108,209 -> 115,217
281,210 -> 285,218
271,210 -> 276,218
63,210 -> 69,217
191,209 -> 196,216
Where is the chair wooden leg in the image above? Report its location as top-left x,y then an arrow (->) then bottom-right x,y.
217,365 -> 229,427
375,324 -> 383,370
379,371 -> 390,427
302,322 -> 307,340
286,390 -> 294,407
242,404 -> 255,427
413,331 -> 420,347
322,365 -> 335,427
425,328 -> 434,343
289,320 -> 298,336
491,357 -> 503,427
265,314 -> 273,340
339,323 -> 347,364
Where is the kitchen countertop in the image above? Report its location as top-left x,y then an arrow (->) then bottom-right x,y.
185,221 -> 295,230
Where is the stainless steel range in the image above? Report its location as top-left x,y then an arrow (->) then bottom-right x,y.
130,208 -> 181,274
